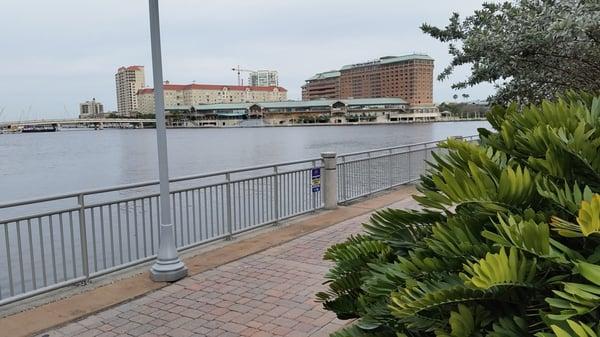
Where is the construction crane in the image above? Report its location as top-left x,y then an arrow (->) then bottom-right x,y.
231,66 -> 255,86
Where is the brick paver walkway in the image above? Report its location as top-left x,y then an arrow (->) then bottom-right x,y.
40,214 -> 372,337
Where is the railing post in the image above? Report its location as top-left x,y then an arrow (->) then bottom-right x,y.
77,194 -> 90,283
311,160 -> 318,212
321,152 -> 338,210
225,173 -> 233,240
273,166 -> 280,224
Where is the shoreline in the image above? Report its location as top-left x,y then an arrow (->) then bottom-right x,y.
168,118 -> 487,129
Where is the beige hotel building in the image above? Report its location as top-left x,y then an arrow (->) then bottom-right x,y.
137,82 -> 287,115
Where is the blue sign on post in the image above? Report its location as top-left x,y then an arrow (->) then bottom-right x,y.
311,168 -> 321,192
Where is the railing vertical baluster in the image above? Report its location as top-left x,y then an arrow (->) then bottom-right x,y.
252,179 -> 257,226
185,191 -> 190,245
142,198 -> 148,257
171,196 -> 177,247
37,217 -> 47,287
27,219 -> 36,290
178,193 -> 184,246
5,223 -> 14,296
388,149 -> 393,188
59,214 -> 67,281
90,208 -> 97,273
273,166 -> 279,224
133,200 -> 140,259
68,212 -> 76,277
16,220 -> 25,293
149,198 -> 155,253
408,145 -> 412,182
191,190 -> 197,243
126,201 -> 132,262
100,206 -> 106,269
49,215 -> 57,283
155,197 -> 161,248
199,189 -> 205,241
225,173 -> 233,239
77,194 -> 89,283
204,187 -> 214,238
117,202 -> 124,264
220,185 -> 226,235
108,204 -> 115,267
367,153 -> 372,194
204,188 -> 210,239
243,181 -> 248,230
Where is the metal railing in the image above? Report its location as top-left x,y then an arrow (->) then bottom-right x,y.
0,135 -> 478,306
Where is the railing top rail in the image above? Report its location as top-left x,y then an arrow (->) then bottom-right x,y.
0,156 -> 322,209
337,135 -> 478,159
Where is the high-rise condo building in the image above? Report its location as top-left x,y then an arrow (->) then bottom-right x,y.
248,70 -> 278,87
79,98 -> 104,118
302,54 -> 434,105
115,66 -> 145,116
137,82 -> 288,115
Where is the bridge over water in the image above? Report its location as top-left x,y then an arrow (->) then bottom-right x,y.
0,118 -> 156,130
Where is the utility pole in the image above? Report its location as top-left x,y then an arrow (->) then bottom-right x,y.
148,0 -> 187,282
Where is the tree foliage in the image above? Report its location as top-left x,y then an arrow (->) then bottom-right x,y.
421,0 -> 600,104
317,92 -> 600,337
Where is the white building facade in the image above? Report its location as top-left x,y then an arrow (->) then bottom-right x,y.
248,70 -> 278,87
137,83 -> 287,115
115,66 -> 145,116
79,98 -> 104,118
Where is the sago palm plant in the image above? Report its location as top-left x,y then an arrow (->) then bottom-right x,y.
317,92 -> 600,337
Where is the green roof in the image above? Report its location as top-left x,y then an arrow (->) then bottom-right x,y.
307,71 -> 341,81
340,54 -> 433,70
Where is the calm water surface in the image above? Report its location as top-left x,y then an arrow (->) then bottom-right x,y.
0,122 -> 488,202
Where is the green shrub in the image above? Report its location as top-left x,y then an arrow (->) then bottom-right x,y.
317,92 -> 600,337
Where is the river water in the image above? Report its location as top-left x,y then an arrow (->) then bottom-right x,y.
0,121 -> 491,301
0,122 -> 488,203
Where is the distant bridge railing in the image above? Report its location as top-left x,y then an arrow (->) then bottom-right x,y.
0,118 -> 155,128
0,135 -> 478,306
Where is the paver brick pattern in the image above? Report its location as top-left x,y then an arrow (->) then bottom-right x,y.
39,210 -> 383,337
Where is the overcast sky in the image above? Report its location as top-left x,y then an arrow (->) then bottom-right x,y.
0,0 -> 495,121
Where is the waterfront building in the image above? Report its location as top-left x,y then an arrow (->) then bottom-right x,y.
248,70 -> 279,87
302,54 -> 434,107
115,66 -> 146,117
301,71 -> 341,100
79,98 -> 104,118
164,97 -> 439,126
137,82 -> 288,115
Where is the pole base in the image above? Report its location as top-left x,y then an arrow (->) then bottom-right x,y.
150,259 -> 188,282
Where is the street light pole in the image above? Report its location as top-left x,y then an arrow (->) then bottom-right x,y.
148,0 -> 187,282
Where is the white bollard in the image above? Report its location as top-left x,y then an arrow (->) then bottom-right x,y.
321,152 -> 338,210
